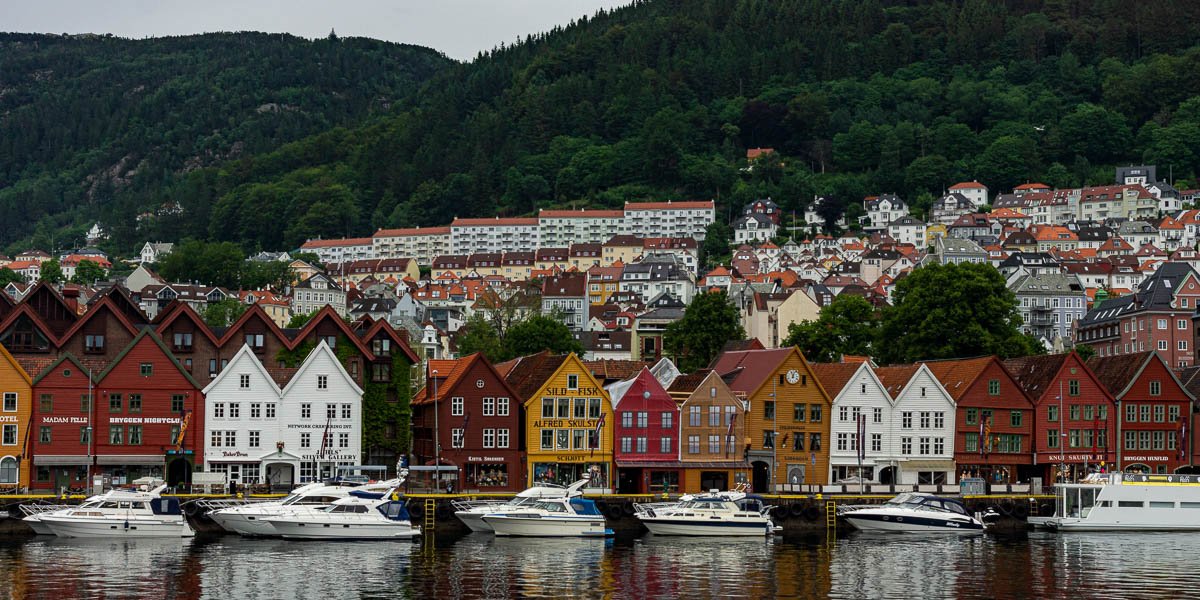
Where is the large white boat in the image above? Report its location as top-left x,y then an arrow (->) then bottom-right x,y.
482,496 -> 612,537
208,475 -> 404,536
264,488 -> 421,540
22,502 -> 82,535
453,478 -> 588,533
634,486 -> 780,536
840,493 -> 996,533
38,486 -> 195,538
1047,472 -> 1200,531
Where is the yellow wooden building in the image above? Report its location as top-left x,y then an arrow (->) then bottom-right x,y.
0,343 -> 33,489
508,352 -> 615,491
711,346 -> 832,491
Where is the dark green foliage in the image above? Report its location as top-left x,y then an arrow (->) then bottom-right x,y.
156,240 -> 291,290
286,309 -> 319,329
0,268 -> 22,286
663,291 -> 745,372
783,295 -> 879,362
201,297 -> 248,327
456,314 -> 505,363
5,3 -> 1200,252
69,259 -> 107,284
1074,344 -> 1097,362
699,221 -> 733,268
40,259 -> 64,284
502,313 -> 583,359
877,263 -> 1039,364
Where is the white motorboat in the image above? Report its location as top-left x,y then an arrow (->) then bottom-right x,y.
482,495 -> 612,537
38,486 -> 195,538
22,502 -> 79,535
840,493 -> 996,533
1047,472 -> 1200,532
264,488 -> 421,540
634,486 -> 780,536
454,478 -> 588,533
209,476 -> 405,536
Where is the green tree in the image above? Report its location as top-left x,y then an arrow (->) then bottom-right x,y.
699,221 -> 733,268
782,295 -> 880,362
286,309 -> 319,329
502,313 -> 583,360
291,252 -> 324,269
0,267 -> 22,286
69,259 -> 108,284
457,313 -> 504,363
878,262 -> 1037,364
202,298 -> 248,327
41,258 -> 64,284
663,291 -> 745,372
1074,344 -> 1096,362
975,136 -> 1038,191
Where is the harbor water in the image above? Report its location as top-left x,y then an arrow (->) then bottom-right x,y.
1,530 -> 1198,599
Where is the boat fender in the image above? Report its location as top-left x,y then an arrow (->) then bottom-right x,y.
183,502 -> 201,518
1012,502 -> 1030,519
998,501 -> 1014,516
1038,503 -> 1054,517
407,501 -> 424,520
435,503 -> 452,520
789,502 -> 806,518
606,504 -> 624,519
622,502 -> 637,516
803,505 -> 820,521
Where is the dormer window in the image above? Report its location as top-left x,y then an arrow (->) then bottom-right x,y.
245,334 -> 265,351
85,334 -> 104,353
372,338 -> 391,356
173,332 -> 193,352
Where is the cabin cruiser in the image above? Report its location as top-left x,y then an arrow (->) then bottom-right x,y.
37,486 -> 195,538
263,488 -> 420,540
840,493 -> 997,533
22,502 -> 83,535
453,478 -> 588,533
634,486 -> 780,536
481,486 -> 611,537
209,475 -> 405,536
1047,472 -> 1200,532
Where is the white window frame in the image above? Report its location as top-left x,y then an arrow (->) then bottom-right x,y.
451,397 -> 464,416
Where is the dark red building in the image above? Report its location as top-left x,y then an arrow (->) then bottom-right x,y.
925,357 -> 1035,484
613,368 -> 681,493
1088,351 -> 1194,474
1005,352 -> 1117,481
412,353 -> 524,492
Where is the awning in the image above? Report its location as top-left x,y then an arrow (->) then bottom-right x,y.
33,455 -> 90,466
615,460 -> 751,469
900,460 -> 956,470
96,455 -> 166,466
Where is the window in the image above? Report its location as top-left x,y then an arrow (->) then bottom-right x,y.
1010,410 -> 1022,428
108,393 -> 121,413
809,433 -> 821,451
919,437 -> 930,455
169,394 -> 184,413
482,428 -> 495,448
622,411 -> 633,428
497,429 -> 510,448
688,435 -> 700,454
1126,404 -> 1137,422
1150,381 -> 1162,396
1069,404 -> 1080,420
763,431 -> 776,449
249,431 -> 260,448
238,374 -> 251,390
39,426 -> 51,444
621,437 -> 633,453
139,363 -> 153,377
209,359 -> 218,375
1170,405 -> 1181,422
173,332 -> 193,351
871,433 -> 882,452
589,398 -> 601,419
567,374 -> 579,390
249,403 -> 261,419
1068,379 -> 1079,396
794,403 -> 806,422
482,397 -> 495,416
636,412 -> 648,428
85,334 -> 104,353
542,399 -> 555,419
301,403 -> 311,419
81,394 -> 91,413
266,403 -> 276,418
1181,340 -> 1189,351
934,412 -> 944,429
447,397 -> 463,417
934,438 -> 944,454
126,394 -> 142,414
810,405 -> 822,422
965,408 -> 977,425
210,430 -> 222,448
902,412 -> 913,429
372,338 -> 391,356
1154,405 -> 1165,423
1158,319 -> 1167,330
128,425 -> 142,445
919,412 -> 930,428
498,398 -> 510,416
709,435 -> 721,454
902,437 -> 913,455
1139,431 -> 1151,450
80,426 -> 90,444
725,406 -> 736,425
557,398 -> 570,419
246,334 -> 265,349
988,379 -> 1000,395
1159,340 -> 1168,351
836,433 -> 848,451
764,401 -> 775,421
661,412 -> 673,429
688,406 -> 700,427
372,363 -> 391,382
317,375 -> 328,390
873,407 -> 882,423
1141,404 -> 1151,422
1047,429 -> 1059,448
1153,431 -> 1165,450
109,425 -> 123,445
541,430 -> 554,450
707,405 -> 720,427
1179,319 -> 1188,330
1083,405 -> 1094,421
39,394 -> 52,413
839,406 -> 848,422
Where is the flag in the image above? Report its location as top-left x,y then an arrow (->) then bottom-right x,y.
591,412 -> 605,456
459,411 -> 470,453
175,410 -> 191,448
857,413 -> 866,463
978,419 -> 984,457
319,416 -> 331,459
725,412 -> 736,458
1181,421 -> 1188,462
983,416 -> 992,459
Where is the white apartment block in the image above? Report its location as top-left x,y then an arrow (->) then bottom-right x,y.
450,217 -> 540,255
538,209 -> 628,247
624,201 -> 715,240
372,226 -> 451,266
298,237 -> 374,265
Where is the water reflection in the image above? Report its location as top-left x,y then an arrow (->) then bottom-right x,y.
3,531 -> 1200,599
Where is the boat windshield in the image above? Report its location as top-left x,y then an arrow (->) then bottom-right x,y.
887,493 -> 918,505
329,505 -> 370,514
532,502 -> 568,513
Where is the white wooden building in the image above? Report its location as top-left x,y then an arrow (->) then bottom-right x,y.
875,364 -> 957,486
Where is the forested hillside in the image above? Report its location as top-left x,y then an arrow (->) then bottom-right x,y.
0,31 -> 449,252
5,1 -> 1200,256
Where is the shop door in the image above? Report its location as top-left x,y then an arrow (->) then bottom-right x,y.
54,468 -> 73,492
617,468 -> 641,494
751,461 -> 770,493
167,458 -> 190,487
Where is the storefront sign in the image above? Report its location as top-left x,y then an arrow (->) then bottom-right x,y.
301,452 -> 357,461
42,416 -> 89,424
221,451 -> 250,458
467,456 -> 506,462
109,417 -> 181,424
543,386 -> 601,396
0,416 -> 17,423
532,419 -> 599,429
1038,453 -> 1106,462
286,424 -> 354,430
552,454 -> 593,462
1123,455 -> 1169,462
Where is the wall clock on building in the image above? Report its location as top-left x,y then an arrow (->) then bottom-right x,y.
786,369 -> 801,384
476,379 -> 485,388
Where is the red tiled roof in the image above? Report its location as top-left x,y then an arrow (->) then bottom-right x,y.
624,201 -> 714,210
809,362 -> 860,396
710,348 -> 795,395
300,237 -> 373,248
949,181 -> 987,190
373,226 -> 450,237
873,365 -> 921,399
921,357 -> 995,402
539,209 -> 624,218
450,217 -> 538,226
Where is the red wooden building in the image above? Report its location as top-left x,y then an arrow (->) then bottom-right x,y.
1088,351 -> 1194,474
1004,352 -> 1117,482
924,357 -> 1035,484
412,353 -> 524,492
613,368 -> 681,494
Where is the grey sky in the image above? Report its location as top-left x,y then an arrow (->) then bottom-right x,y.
1,1 -> 632,60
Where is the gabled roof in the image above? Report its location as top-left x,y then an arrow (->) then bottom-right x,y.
1086,351 -> 1195,401
29,353 -> 96,385
153,301 -> 222,346
288,305 -> 376,359
95,328 -> 201,390
922,356 -> 1011,402
359,319 -> 420,363
710,347 -> 830,402
1002,353 -> 1070,401
809,362 -> 866,399
0,302 -> 59,346
281,340 -> 363,397
218,303 -> 291,349
872,364 -> 923,401
58,296 -> 141,346
501,351 -> 569,404
202,344 -> 281,395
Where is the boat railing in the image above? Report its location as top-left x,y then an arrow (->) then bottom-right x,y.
190,497 -> 276,513
632,501 -> 678,517
834,504 -> 878,516
18,503 -> 70,517
450,499 -> 508,512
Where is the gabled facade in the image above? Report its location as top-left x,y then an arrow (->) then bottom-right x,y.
875,364 -> 958,485
201,345 -> 284,488
1088,351 -> 1194,474
0,344 -> 32,489
612,368 -> 680,493
813,361 -> 890,484
280,341 -> 364,482
25,354 -> 101,491
675,370 -> 750,493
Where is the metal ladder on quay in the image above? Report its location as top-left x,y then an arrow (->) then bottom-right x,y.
424,498 -> 436,532
825,501 -> 837,529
